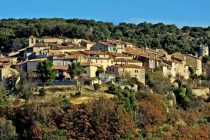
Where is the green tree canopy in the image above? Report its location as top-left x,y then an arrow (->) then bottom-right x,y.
68,62 -> 84,79
36,60 -> 56,86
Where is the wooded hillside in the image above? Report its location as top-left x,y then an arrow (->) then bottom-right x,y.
1,18 -> 210,54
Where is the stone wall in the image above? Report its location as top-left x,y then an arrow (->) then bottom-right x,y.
192,87 -> 209,96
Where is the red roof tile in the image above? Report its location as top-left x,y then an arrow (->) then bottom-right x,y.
52,66 -> 68,70
33,43 -> 47,47
29,35 -> 36,39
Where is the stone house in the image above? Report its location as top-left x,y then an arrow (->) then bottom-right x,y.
99,73 -> 117,83
106,64 -> 145,84
12,61 -> 27,72
27,58 -> 47,71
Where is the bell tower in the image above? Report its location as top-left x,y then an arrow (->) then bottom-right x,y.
28,35 -> 36,47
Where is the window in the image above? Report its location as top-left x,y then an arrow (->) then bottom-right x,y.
135,70 -> 136,73
84,70 -> 86,73
113,69 -> 114,72
142,75 -> 144,79
31,39 -> 33,43
110,68 -> 111,72
142,70 -> 144,73
137,70 -> 138,73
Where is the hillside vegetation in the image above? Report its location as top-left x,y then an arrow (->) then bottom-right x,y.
1,18 -> 210,54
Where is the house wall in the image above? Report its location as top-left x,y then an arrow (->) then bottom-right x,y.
99,74 -> 115,83
82,65 -> 97,78
86,44 -> 94,50
43,38 -> 63,44
106,66 -> 145,84
91,43 -> 108,52
60,48 -> 86,53
114,61 -> 143,66
53,59 -> 65,66
125,67 -> 145,84
0,68 -> 19,81
186,56 -> 202,75
33,46 -> 50,52
13,63 -> 27,72
90,58 -> 113,70
27,61 -> 40,71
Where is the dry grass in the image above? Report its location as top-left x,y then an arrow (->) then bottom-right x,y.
33,85 -> 114,104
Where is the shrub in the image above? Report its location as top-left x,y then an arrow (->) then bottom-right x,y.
108,85 -> 122,94
93,83 -> 101,91
75,91 -> 81,97
39,88 -> 46,97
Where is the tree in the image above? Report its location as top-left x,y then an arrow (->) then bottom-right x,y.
119,71 -> 131,84
0,118 -> 17,140
93,83 -> 101,91
0,92 -> 11,109
68,62 -> 84,79
36,60 -> 56,87
68,62 -> 84,92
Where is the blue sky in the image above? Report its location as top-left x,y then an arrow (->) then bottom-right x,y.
1,0 -> 210,28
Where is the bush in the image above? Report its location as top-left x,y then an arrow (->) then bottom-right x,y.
93,83 -> 101,91
75,91 -> 81,97
108,85 -> 122,94
39,88 -> 46,97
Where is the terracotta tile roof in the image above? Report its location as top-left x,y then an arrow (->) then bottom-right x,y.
53,54 -> 66,57
168,59 -> 182,63
113,64 -> 144,69
114,58 -> 142,63
29,35 -> 36,39
81,50 -> 108,55
63,73 -> 70,78
162,62 -> 172,67
33,43 -> 47,47
172,56 -> 184,61
63,42 -> 74,45
65,55 -> 80,59
4,62 -> 12,65
27,58 -> 47,62
58,46 -> 86,50
108,52 -> 130,57
82,39 -> 96,44
124,52 -> 154,59
100,42 -> 115,47
13,61 -> 27,66
185,54 -> 202,60
100,73 -> 118,77
52,66 -> 68,70
0,57 -> 13,62
107,40 -> 123,45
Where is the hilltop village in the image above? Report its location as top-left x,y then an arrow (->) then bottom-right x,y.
0,35 -> 206,86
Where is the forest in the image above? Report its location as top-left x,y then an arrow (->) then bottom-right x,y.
1,18 -> 210,54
